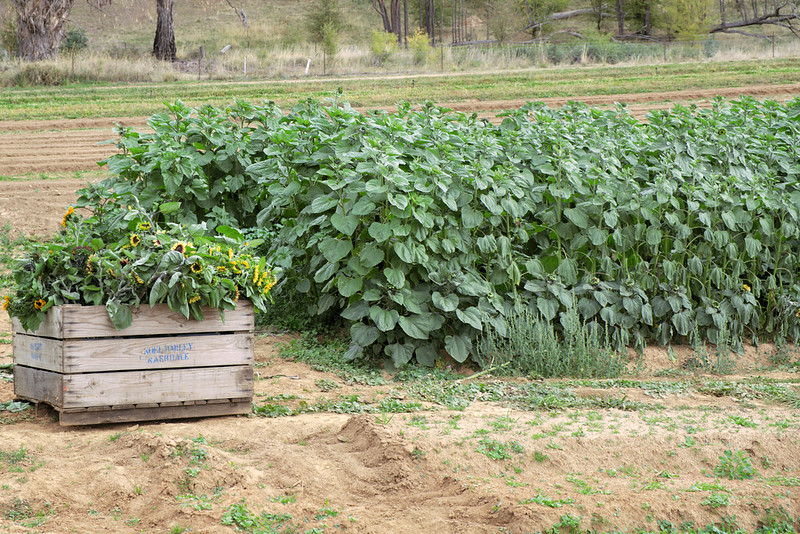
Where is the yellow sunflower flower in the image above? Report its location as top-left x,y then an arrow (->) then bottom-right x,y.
34,299 -> 46,310
61,206 -> 75,228
2,296 -> 10,311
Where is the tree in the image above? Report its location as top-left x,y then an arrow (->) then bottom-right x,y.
12,0 -> 75,61
371,0 -> 403,42
153,0 -> 176,61
308,0 -> 344,46
710,0 -> 799,37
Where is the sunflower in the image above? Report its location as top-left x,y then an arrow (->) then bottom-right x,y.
742,284 -> 751,292
190,261 -> 203,274
130,234 -> 141,247
34,299 -> 46,310
188,295 -> 201,304
171,241 -> 190,255
61,206 -> 75,228
2,296 -> 10,311
137,222 -> 152,231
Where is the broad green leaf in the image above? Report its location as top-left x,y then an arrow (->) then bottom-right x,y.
461,206 -> 483,229
384,267 -> 406,288
351,323 -> 380,346
445,334 -> 472,363
159,201 -> 181,214
564,207 -> 589,229
331,213 -> 359,236
351,198 -> 377,216
415,344 -> 438,366
341,301 -> 369,321
309,196 -> 339,213
319,237 -> 352,263
370,306 -> 399,332
432,291 -> 459,312
385,342 -> 414,367
368,222 -> 392,242
337,275 -> 363,297
393,241 -> 415,263
359,244 -> 384,268
556,258 -> 578,285
106,301 -> 133,330
398,314 -> 430,339
455,306 -> 483,331
343,343 -> 363,361
537,297 -> 558,321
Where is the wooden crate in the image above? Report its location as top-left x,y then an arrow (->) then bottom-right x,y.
12,301 -> 255,426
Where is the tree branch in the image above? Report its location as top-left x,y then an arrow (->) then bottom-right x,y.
709,11 -> 799,35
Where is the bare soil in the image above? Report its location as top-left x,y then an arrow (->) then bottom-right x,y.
1,87 -> 800,533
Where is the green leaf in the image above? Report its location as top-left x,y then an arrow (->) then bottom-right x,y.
351,323 -> 380,347
106,300 -> 133,330
445,334 -> 472,363
537,297 -> 558,321
359,244 -> 384,268
370,306 -> 399,332
309,196 -> 339,213
343,343 -> 363,361
337,275 -> 363,297
556,258 -> 578,285
432,291 -> 459,312
351,198 -> 377,216
159,201 -> 181,214
368,222 -> 392,242
319,238 -> 352,263
385,342 -> 414,367
341,301 -> 369,321
331,213 -> 359,236
564,207 -> 589,229
384,267 -> 405,288
455,306 -> 483,331
462,206 -> 483,229
393,241 -> 415,263
414,344 -> 438,366
216,225 -> 244,241
398,315 -> 430,339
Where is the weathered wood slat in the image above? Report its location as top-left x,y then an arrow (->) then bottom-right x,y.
12,301 -> 254,338
61,366 -> 253,408
14,365 -> 63,406
12,333 -> 65,372
58,400 -> 252,426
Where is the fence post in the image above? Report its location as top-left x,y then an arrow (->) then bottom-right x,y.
772,34 -> 775,58
663,41 -> 667,62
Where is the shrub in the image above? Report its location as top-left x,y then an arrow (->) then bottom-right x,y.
99,98 -> 800,366
407,29 -> 430,65
60,28 -> 88,53
369,30 -> 397,65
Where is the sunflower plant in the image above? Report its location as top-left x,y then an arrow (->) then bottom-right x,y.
5,198 -> 277,332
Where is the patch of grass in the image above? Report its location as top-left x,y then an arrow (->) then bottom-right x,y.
520,493 -> 575,508
279,335 -> 386,386
702,492 -> 730,508
714,450 -> 755,480
476,436 -> 525,461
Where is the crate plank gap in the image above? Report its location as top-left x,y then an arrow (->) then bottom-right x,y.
12,301 -> 254,426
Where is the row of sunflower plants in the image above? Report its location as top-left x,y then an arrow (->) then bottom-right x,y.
5,188 -> 277,332
96,97 -> 800,366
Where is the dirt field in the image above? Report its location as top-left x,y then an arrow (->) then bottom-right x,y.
2,87 -> 800,533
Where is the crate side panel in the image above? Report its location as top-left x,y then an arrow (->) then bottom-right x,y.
13,333 -> 64,372
61,366 -> 254,408
61,301 -> 254,338
62,332 -> 253,373
14,366 -> 64,407
11,306 -> 64,338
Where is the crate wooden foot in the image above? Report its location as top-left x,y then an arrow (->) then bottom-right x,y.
56,400 -> 252,426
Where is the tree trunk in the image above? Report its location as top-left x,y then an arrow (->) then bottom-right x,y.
403,0 -> 408,46
615,0 -> 625,34
153,0 -> 176,62
12,0 -> 75,61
